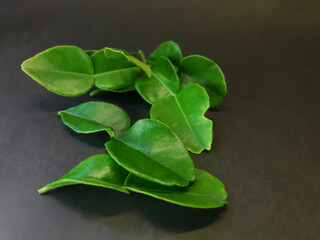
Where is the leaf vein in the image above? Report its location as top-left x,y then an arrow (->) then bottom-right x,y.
114,138 -> 187,179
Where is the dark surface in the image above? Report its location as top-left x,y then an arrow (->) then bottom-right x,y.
0,0 -> 319,239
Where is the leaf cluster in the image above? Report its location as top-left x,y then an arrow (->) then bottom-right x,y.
22,41 -> 228,209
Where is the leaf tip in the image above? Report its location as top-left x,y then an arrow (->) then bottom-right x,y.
38,186 -> 48,195
20,61 -> 28,73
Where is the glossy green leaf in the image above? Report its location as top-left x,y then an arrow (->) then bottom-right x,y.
150,83 -> 212,154
105,119 -> 195,187
38,154 -> 129,194
179,55 -> 227,108
149,41 -> 182,65
135,57 -> 180,104
92,49 -> 141,91
21,46 -> 94,97
125,169 -> 228,208
58,101 -> 131,137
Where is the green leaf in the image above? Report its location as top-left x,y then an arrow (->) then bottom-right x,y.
105,119 -> 195,187
38,154 -> 130,194
21,46 -> 150,96
150,83 -> 212,154
135,57 -> 180,104
125,169 -> 228,208
21,46 -> 94,97
179,55 -> 227,108
92,49 -> 141,91
58,101 -> 131,137
149,41 -> 182,65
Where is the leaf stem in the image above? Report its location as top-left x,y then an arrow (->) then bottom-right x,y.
138,50 -> 147,64
89,89 -> 104,97
127,50 -> 148,64
127,51 -> 140,56
38,185 -> 53,194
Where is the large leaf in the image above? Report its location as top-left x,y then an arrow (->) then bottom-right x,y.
179,55 -> 227,108
125,169 -> 228,208
21,46 -> 150,96
38,154 -> 129,194
150,83 -> 212,154
21,46 -> 94,97
58,101 -> 131,137
149,41 -> 182,65
92,49 -> 141,91
105,119 -> 195,187
135,57 -> 180,104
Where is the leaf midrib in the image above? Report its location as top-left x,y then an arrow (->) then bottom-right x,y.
60,111 -> 115,132
153,72 -> 176,96
172,96 -> 203,149
128,185 -> 222,199
49,178 -> 128,193
22,66 -> 140,78
94,67 -> 140,77
114,138 -> 188,180
151,72 -> 204,149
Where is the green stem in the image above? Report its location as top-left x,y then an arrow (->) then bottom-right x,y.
89,89 -> 104,97
127,50 -> 148,64
127,51 -> 140,56
38,185 -> 54,194
138,50 -> 147,64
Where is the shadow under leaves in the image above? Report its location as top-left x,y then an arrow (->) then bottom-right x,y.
62,126 -> 110,149
131,193 -> 226,232
49,185 -> 132,217
49,184 -> 226,233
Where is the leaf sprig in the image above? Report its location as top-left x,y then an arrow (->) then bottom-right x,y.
22,41 -> 228,209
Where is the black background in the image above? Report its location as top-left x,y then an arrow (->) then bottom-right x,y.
0,0 -> 319,239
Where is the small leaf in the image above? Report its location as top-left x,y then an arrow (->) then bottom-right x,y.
149,41 -> 182,65
125,169 -> 228,208
38,154 -> 129,194
21,46 -> 94,96
135,57 -> 180,104
58,101 -> 131,137
179,55 -> 227,108
150,83 -> 212,154
92,49 -> 141,91
105,119 -> 195,187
